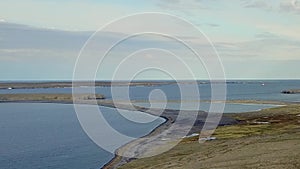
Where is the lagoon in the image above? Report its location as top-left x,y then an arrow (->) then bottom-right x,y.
0,103 -> 165,169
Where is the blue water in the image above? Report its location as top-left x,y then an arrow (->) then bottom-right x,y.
0,80 -> 299,169
0,103 -> 165,169
1,80 -> 300,102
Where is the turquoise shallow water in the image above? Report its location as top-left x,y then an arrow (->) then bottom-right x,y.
0,103 -> 165,169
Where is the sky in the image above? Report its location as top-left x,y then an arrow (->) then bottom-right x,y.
0,0 -> 300,80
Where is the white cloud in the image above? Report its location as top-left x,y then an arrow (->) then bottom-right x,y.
280,0 -> 300,13
242,0 -> 274,10
155,0 -> 207,10
216,36 -> 300,61
0,0 -> 138,31
0,18 -> 6,22
0,0 -> 300,79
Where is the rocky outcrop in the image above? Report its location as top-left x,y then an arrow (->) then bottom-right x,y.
281,89 -> 300,94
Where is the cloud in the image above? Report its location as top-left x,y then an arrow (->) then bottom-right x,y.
216,34 -> 300,61
0,0 -> 138,31
0,22 -> 89,50
255,31 -> 279,39
155,0 -> 207,10
242,0 -> 273,10
0,11 -> 299,79
241,0 -> 300,14
205,23 -> 220,27
280,0 -> 300,13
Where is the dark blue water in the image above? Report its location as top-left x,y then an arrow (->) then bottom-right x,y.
1,80 -> 299,102
0,103 -> 164,169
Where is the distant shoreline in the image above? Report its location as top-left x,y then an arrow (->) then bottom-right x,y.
0,81 -> 176,89
1,93 -> 298,169
2,80 -> 299,89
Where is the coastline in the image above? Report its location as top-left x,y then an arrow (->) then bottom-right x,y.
1,93 -> 298,168
0,96 -> 174,169
102,114 -> 170,169
0,81 -> 176,89
117,103 -> 300,169
0,95 -> 177,169
0,94 -> 236,169
103,102 -> 299,169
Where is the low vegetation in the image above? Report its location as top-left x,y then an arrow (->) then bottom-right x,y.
119,104 -> 300,169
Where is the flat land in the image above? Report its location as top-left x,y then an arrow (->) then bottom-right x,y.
118,104 -> 300,169
0,93 -> 105,103
0,81 -> 175,89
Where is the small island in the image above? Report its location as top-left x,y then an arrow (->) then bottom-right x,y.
281,89 -> 300,94
0,93 -> 105,103
0,81 -> 175,89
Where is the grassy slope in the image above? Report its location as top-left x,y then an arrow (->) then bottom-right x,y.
119,104 -> 300,169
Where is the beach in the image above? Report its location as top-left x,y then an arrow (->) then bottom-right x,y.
1,80 -> 300,168
0,93 -> 237,168
1,93 -> 299,168
2,1 -> 300,168
116,103 -> 300,169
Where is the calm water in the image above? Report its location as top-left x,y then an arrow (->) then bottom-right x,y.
1,80 -> 300,102
0,80 -> 300,169
0,103 -> 165,169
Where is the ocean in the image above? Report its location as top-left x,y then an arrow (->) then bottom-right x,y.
0,103 -> 165,169
1,80 -> 299,102
0,80 -> 299,168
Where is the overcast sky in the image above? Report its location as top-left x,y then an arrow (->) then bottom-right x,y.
0,0 -> 300,80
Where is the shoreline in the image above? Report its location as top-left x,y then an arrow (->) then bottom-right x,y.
0,81 -> 176,89
116,103 -> 300,168
0,96 -> 236,169
0,99 -> 179,169
0,99 -> 174,169
102,113 -> 170,169
102,102 -> 298,169
1,94 -> 298,168
0,99 -> 171,169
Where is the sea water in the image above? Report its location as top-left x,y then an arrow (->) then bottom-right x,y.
1,80 -> 300,102
0,103 -> 165,169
